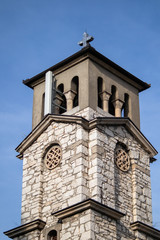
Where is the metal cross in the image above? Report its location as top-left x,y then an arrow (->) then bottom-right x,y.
78,32 -> 94,48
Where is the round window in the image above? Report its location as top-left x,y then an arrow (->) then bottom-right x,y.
115,147 -> 130,172
44,145 -> 62,170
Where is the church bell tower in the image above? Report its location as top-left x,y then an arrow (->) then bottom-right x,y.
4,33 -> 160,240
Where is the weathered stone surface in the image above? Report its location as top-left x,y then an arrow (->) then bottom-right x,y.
19,107 -> 154,239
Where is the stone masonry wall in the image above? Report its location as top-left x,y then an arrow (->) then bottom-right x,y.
21,107 -> 153,239
21,121 -> 89,226
135,230 -> 155,240
60,209 -> 92,240
44,209 -> 117,240
91,210 -> 117,240
14,230 -> 40,240
88,122 -> 152,226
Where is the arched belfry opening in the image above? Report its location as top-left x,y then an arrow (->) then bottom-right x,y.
121,93 -> 129,117
71,76 -> 79,108
109,85 -> 117,116
56,83 -> 66,114
97,77 -> 103,109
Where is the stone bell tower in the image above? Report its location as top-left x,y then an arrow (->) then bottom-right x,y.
4,33 -> 160,240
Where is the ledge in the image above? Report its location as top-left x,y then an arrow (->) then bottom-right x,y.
130,221 -> 160,239
52,198 -> 125,221
16,114 -> 89,156
23,46 -> 150,92
4,219 -> 46,239
90,117 -> 157,157
16,114 -> 157,159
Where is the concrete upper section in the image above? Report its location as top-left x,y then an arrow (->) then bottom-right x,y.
23,46 -> 150,91
23,46 -> 150,129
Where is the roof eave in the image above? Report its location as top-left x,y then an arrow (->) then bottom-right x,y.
23,46 -> 150,91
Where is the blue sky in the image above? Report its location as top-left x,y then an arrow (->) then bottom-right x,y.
0,0 -> 160,239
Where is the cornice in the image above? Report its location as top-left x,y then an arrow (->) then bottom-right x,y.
23,46 -> 150,92
90,117 -> 157,157
16,114 -> 89,156
16,114 -> 157,159
130,221 -> 160,239
52,198 -> 125,221
4,219 -> 46,239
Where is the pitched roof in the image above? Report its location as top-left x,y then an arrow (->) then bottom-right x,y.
23,46 -> 150,92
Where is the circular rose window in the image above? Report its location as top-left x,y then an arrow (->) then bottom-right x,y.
115,148 -> 130,172
44,145 -> 62,170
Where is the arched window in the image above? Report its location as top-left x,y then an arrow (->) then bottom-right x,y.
71,76 -> 79,108
45,224 -> 61,240
97,77 -> 103,109
121,93 -> 129,117
47,230 -> 57,240
57,84 -> 66,114
109,85 -> 117,116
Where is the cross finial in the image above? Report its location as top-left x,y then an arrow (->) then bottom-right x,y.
78,32 -> 94,48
